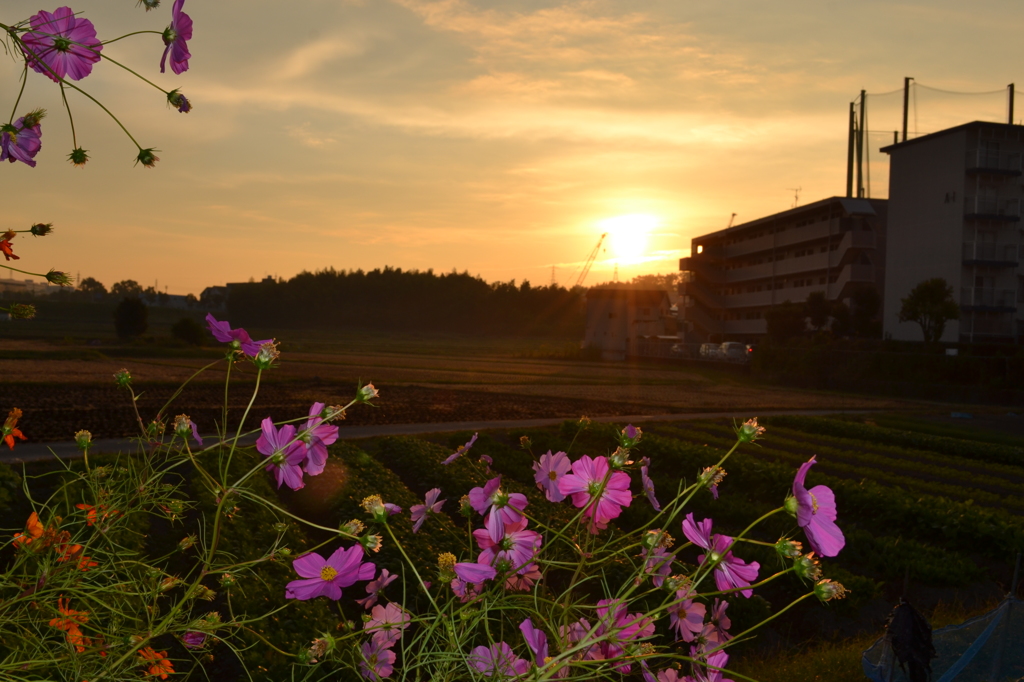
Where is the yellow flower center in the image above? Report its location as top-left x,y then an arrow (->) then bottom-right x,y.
548,471 -> 558,481
320,566 -> 338,581
809,492 -> 819,513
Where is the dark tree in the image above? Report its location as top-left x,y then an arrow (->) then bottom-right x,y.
803,291 -> 831,331
114,297 -> 148,340
899,278 -> 959,345
829,299 -> 852,337
111,279 -> 143,297
765,300 -> 806,343
171,317 -> 205,346
78,277 -> 107,296
850,286 -> 882,337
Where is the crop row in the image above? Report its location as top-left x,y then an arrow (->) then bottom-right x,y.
764,415 -> 1024,468
653,422 -> 1024,514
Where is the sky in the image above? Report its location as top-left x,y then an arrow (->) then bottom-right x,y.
2,0 -> 1022,296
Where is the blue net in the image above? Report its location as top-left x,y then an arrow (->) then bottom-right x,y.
862,597 -> 1023,682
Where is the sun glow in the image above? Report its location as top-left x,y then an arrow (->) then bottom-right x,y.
600,214 -> 660,264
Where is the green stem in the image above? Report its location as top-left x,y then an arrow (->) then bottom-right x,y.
59,82 -> 77,149
7,63 -> 28,124
100,30 -> 162,45
223,366 -> 263,481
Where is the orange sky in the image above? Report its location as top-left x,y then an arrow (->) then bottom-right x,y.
3,0 -> 1021,295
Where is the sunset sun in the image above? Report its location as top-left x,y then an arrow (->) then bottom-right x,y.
600,214 -> 660,264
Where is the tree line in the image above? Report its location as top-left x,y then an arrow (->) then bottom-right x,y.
227,267 -> 587,337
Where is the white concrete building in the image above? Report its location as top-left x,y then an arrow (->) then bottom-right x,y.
583,287 -> 672,361
678,197 -> 887,342
881,122 -> 1023,343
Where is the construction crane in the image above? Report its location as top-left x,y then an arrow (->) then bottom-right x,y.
572,232 -> 607,289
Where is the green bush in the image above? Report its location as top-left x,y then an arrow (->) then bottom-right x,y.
171,317 -> 206,346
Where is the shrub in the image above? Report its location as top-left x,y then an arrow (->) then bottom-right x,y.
113,296 -> 148,340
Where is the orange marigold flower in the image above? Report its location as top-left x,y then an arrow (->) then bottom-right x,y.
13,511 -> 44,547
138,647 -> 174,679
3,408 -> 27,449
55,542 -> 98,571
76,502 -> 119,527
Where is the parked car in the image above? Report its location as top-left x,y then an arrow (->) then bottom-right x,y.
699,343 -> 724,360
720,342 -> 747,362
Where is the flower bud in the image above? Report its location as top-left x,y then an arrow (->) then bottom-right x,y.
74,429 -> 92,450
159,576 -> 181,592
641,529 -> 674,550
736,418 -> 765,443
135,148 -> 160,168
360,534 -> 383,553
8,303 -> 36,320
459,495 -> 473,518
45,270 -> 73,287
167,89 -> 192,113
814,578 -> 848,602
220,573 -> 236,588
137,0 -> 161,10
68,147 -> 89,166
29,223 -> 53,237
663,574 -> 691,593
192,585 -> 217,601
356,383 -> 379,403
783,495 -> 799,517
794,553 -> 822,581
113,368 -> 132,388
608,446 -> 633,469
775,538 -> 803,559
21,108 -> 46,128
519,435 -> 532,449
324,405 -> 347,422
620,424 -> 642,447
178,535 -> 196,551
147,420 -> 166,439
272,522 -> 288,533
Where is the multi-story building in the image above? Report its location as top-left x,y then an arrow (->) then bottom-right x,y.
583,287 -> 672,361
678,196 -> 887,342
881,121 -> 1023,343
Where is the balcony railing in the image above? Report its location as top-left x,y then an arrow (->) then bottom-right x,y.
964,196 -> 1021,219
961,287 -> 1017,309
966,149 -> 1023,174
962,242 -> 1020,264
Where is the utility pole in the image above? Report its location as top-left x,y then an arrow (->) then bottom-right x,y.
857,90 -> 866,198
902,77 -> 913,142
846,102 -> 855,197
1009,83 -> 1016,125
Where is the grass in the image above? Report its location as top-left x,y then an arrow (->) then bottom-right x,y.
732,597 -> 1009,682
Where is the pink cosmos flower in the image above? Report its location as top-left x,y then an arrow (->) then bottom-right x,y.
356,568 -> 398,610
643,546 -> 674,587
504,562 -> 542,592
442,432 -> 477,465
410,488 -> 445,533
21,7 -> 102,82
519,618 -> 547,666
182,631 -> 206,649
205,313 -> 271,357
364,602 -> 410,646
0,116 -> 43,167
160,0 -> 193,74
707,599 -> 731,643
592,598 -> 655,673
558,455 -> 632,533
641,457 -> 660,511
668,592 -> 706,642
533,450 -> 571,502
474,517 -> 542,574
359,638 -> 396,680
285,544 -> 375,601
468,476 -> 528,538
468,642 -> 529,677
453,561 -> 496,584
791,457 -> 845,557
450,577 -> 484,602
256,417 -> 306,490
685,649 -> 734,682
682,513 -> 714,550
298,402 -> 339,475
699,535 -> 760,599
